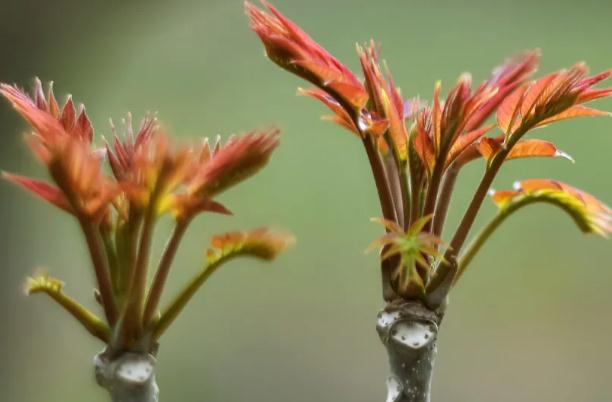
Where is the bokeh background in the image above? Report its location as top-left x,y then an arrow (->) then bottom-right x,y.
1,0 -> 611,401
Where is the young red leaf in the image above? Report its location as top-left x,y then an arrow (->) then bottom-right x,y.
520,71 -> 560,119
431,82 -> 443,154
1,80 -> 95,146
496,84 -> 529,136
60,96 -> 77,134
108,115 -> 204,219
189,129 -> 280,198
245,1 -> 367,111
0,83 -> 65,143
506,139 -> 573,161
446,124 -> 495,168
106,114 -> 158,181
478,137 -> 504,161
413,108 -> 436,174
535,104 -> 611,127
489,189 -> 521,207
466,51 -> 540,131
479,137 -> 573,162
167,194 -> 233,222
2,172 -> 73,213
52,140 -> 119,220
297,87 -> 359,135
1,80 -> 116,220
496,64 -> 612,136
358,42 -> 408,161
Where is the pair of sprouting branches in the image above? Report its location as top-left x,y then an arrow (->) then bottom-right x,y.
2,1 -> 612,401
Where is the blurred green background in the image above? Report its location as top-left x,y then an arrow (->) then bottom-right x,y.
1,0 -> 611,401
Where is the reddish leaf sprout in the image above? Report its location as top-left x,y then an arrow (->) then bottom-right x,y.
246,1 -> 611,306
1,79 -> 293,351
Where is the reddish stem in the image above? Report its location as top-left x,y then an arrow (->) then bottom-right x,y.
362,137 -> 398,224
80,219 -> 118,324
432,164 -> 460,237
143,218 -> 190,327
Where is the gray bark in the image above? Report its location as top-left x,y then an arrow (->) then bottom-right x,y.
94,351 -> 159,402
377,301 -> 441,402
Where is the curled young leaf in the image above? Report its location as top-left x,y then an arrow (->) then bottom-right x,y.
153,228 -> 294,340
24,272 -> 65,295
490,179 -> 611,236
24,271 -> 110,342
206,227 -> 295,265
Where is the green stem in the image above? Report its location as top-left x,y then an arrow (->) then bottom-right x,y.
449,160 -> 502,252
153,257 -> 228,340
121,214 -> 143,300
32,285 -> 110,342
48,161 -> 116,324
143,218 -> 191,327
124,207 -> 157,336
455,206 -> 511,284
101,228 -> 120,295
455,195 -> 564,284
426,161 -> 502,293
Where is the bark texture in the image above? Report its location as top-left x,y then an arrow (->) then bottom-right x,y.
94,351 -> 159,402
377,301 -> 441,402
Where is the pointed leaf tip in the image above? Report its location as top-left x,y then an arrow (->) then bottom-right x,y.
555,149 -> 575,163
